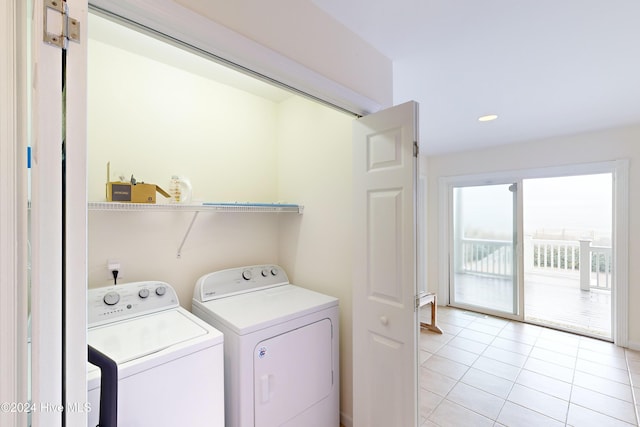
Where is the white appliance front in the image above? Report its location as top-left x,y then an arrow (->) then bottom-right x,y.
254,318 -> 333,427
87,281 -> 225,427
192,265 -> 339,427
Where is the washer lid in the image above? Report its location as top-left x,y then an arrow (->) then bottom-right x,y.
195,284 -> 338,335
88,309 -> 215,364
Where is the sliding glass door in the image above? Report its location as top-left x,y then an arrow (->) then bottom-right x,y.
523,174 -> 613,339
450,183 -> 518,316
442,162 -> 626,341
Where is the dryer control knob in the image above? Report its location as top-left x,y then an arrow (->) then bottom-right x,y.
103,291 -> 120,306
261,269 -> 269,277
138,288 -> 150,299
270,268 -> 279,276
242,270 -> 252,280
155,286 -> 166,296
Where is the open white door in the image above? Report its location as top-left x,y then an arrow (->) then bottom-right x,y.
30,1 -> 64,424
30,1 -> 87,426
352,101 -> 419,427
64,1 -> 88,425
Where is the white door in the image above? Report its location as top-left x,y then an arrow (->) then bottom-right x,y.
449,182 -> 519,317
30,1 -> 87,426
352,101 -> 419,427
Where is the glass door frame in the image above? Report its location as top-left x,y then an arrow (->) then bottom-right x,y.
446,179 -> 524,322
437,161 -> 628,345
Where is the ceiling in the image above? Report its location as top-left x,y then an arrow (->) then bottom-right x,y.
311,0 -> 640,155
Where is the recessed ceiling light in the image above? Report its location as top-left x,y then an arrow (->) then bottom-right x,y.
478,114 -> 498,122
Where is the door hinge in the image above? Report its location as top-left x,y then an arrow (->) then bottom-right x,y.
43,0 -> 80,49
413,141 -> 419,157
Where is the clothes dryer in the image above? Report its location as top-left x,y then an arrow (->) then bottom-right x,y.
87,281 -> 224,426
192,265 -> 339,427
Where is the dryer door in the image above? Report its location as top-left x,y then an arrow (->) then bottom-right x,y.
253,318 -> 334,426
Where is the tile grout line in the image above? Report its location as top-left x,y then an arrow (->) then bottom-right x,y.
485,317 -> 519,426
435,315 -> 529,425
499,319 -> 575,426
624,348 -> 640,426
426,308 -> 639,426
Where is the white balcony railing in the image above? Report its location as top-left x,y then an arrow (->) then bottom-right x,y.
457,236 -> 611,291
458,238 -> 513,277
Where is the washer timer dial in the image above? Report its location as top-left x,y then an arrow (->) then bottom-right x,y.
103,291 -> 120,306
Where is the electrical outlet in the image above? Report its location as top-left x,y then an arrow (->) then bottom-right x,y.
107,259 -> 122,282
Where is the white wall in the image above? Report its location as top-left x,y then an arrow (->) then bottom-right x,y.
426,125 -> 640,347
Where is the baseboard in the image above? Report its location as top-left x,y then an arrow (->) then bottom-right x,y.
626,340 -> 640,352
340,411 -> 353,427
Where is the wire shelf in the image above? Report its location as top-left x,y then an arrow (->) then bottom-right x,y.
88,202 -> 303,214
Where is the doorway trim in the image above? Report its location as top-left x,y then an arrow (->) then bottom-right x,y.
0,1 -> 28,424
438,160 -> 629,346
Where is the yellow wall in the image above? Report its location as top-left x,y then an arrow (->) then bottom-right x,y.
276,96 -> 354,419
87,35 -> 283,309
88,38 -> 279,203
88,30 -> 356,420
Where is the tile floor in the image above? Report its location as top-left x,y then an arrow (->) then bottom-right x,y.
420,306 -> 640,426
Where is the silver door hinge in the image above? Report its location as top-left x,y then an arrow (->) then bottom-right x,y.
413,141 -> 419,157
44,0 -> 80,49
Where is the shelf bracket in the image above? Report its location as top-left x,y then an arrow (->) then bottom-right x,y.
177,211 -> 200,259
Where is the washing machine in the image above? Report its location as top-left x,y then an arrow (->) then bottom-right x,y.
87,281 -> 225,426
192,265 -> 339,427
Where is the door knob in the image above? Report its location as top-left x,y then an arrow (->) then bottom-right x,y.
380,316 -> 389,326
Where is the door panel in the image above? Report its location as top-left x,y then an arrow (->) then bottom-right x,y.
368,189 -> 404,302
353,101 -> 419,427
64,1 -> 88,424
30,1 -> 64,425
523,174 -> 613,339
30,1 -> 88,426
450,183 -> 518,316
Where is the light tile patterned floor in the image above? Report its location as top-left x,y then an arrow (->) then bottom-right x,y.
420,307 -> 640,426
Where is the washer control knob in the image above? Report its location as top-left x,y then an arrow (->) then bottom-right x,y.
261,269 -> 269,277
138,288 -> 150,299
271,268 -> 279,276
155,286 -> 166,296
242,270 -> 252,280
103,291 -> 120,306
